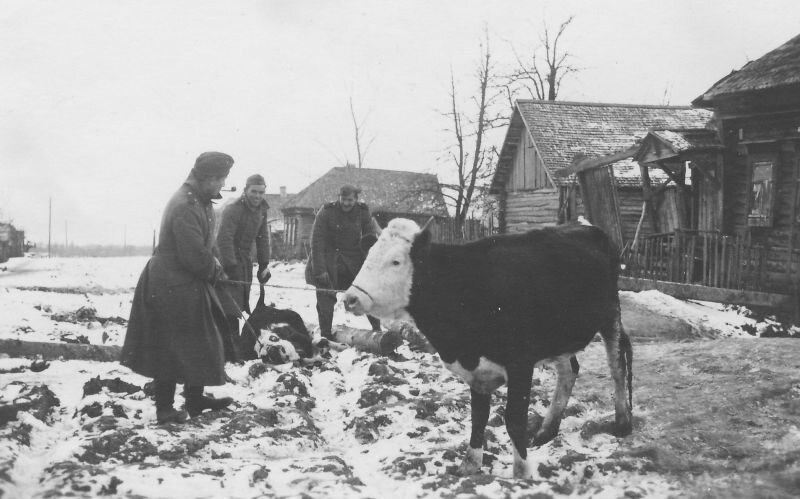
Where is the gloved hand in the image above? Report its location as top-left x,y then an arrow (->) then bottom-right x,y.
257,264 -> 271,283
315,272 -> 331,288
212,260 -> 228,285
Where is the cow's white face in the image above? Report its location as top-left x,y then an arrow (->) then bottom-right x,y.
344,218 -> 420,320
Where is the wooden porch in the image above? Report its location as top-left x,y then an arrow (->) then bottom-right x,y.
619,229 -> 796,310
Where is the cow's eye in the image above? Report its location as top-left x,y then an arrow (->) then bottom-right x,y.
391,260 -> 401,266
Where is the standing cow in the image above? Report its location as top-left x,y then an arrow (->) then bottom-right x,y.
343,218 -> 632,478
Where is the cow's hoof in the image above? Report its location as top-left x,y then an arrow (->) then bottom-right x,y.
533,426 -> 558,446
512,458 -> 532,479
511,447 -> 532,479
614,414 -> 633,437
457,447 -> 483,475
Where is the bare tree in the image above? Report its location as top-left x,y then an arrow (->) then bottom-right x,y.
507,15 -> 578,102
349,96 -> 376,168
441,32 -> 505,235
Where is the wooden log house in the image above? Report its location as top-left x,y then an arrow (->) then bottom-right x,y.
489,100 -> 713,249
561,33 -> 800,312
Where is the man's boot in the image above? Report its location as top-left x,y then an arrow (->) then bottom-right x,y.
154,379 -> 186,424
316,290 -> 336,340
184,385 -> 234,418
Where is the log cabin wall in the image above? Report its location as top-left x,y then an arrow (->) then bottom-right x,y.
502,129 -> 560,233
505,190 -> 560,233
718,107 -> 800,294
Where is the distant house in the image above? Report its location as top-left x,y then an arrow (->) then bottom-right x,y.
489,100 -> 714,247
264,186 -> 295,234
0,222 -> 25,263
282,166 -> 449,257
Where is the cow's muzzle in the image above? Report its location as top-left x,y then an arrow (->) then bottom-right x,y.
343,285 -> 373,316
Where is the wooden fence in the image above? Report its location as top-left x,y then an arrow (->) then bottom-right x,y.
430,218 -> 496,244
620,229 -> 774,292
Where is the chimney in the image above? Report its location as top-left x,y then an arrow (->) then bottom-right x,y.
280,186 -> 286,197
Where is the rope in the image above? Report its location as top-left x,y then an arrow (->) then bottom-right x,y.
219,287 -> 263,349
219,278 -> 341,295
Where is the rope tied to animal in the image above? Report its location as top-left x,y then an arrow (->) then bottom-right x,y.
219,278 -> 341,295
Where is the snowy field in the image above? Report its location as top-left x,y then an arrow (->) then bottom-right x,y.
1,255 -> 797,498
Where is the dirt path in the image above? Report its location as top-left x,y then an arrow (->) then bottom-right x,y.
576,337 -> 800,498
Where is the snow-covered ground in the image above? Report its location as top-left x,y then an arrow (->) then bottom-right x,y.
0,255 -> 790,498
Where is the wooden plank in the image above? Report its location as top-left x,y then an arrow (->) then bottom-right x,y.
618,276 -> 794,309
554,144 -> 641,178
0,339 -> 121,362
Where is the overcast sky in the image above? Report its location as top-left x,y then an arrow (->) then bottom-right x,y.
1,0 -> 799,245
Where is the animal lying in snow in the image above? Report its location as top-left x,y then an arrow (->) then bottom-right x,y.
343,218 -> 633,479
236,285 -> 331,365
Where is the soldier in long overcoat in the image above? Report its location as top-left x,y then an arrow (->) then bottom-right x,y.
121,151 -> 235,424
305,184 -> 382,338
216,173 -> 272,361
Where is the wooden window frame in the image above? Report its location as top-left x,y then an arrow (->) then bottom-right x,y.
747,152 -> 777,227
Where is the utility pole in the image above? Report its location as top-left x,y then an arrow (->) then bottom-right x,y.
48,197 -> 51,258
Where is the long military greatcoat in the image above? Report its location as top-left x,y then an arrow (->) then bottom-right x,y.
305,201 -> 379,289
121,178 -> 227,386
215,196 -> 270,315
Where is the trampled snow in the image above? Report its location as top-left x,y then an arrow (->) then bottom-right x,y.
0,255 -> 771,497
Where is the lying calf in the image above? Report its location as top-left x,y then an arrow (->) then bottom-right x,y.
236,285 -> 330,365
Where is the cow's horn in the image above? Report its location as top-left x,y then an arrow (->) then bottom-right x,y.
420,216 -> 435,232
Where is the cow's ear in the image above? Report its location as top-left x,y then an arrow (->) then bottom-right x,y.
360,233 -> 378,254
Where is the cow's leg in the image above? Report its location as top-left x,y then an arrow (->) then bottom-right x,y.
600,304 -> 633,437
505,362 -> 534,478
458,388 -> 490,475
534,354 -> 578,446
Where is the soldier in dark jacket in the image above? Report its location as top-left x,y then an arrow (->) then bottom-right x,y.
121,152 -> 235,425
216,174 -> 272,361
305,184 -> 381,339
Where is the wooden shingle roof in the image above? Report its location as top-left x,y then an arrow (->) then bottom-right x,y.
283,167 -> 449,217
647,129 -> 723,154
693,33 -> 800,106
490,100 -> 715,192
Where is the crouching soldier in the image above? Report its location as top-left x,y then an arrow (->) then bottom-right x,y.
121,152 -> 235,425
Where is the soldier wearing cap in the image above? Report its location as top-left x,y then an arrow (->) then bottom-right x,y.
121,151 -> 235,425
216,173 -> 272,362
305,184 -> 382,339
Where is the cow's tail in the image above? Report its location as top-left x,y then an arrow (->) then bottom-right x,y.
619,329 -> 633,410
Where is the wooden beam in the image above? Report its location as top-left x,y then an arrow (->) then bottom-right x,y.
553,144 -> 641,178
618,277 -> 794,310
691,161 -> 722,191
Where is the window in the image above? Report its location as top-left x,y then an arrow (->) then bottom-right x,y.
748,160 -> 775,227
